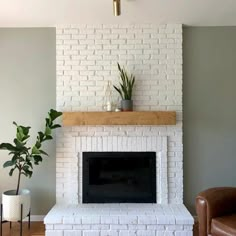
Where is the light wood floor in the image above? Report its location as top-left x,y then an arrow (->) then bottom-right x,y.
1,222 -> 44,236
1,221 -> 199,236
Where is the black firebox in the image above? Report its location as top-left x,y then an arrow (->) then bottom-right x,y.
82,152 -> 156,203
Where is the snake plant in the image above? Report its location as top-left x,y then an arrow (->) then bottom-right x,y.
113,63 -> 135,100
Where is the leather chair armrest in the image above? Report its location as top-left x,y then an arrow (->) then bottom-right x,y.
196,187 -> 236,235
196,197 -> 208,236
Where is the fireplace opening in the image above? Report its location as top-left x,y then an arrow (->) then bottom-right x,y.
82,152 -> 156,203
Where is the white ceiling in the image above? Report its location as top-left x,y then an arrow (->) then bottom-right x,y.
0,0 -> 236,27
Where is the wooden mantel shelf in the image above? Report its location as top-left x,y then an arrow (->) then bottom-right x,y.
63,111 -> 176,126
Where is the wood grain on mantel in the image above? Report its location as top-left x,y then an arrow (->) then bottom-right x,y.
63,111 -> 176,126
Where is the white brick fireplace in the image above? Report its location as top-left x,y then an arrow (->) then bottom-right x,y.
44,24 -> 194,236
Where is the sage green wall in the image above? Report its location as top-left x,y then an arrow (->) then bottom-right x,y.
0,28 -> 56,215
183,27 -> 236,214
1,27 -> 236,216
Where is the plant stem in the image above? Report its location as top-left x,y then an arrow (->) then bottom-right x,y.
16,169 -> 21,195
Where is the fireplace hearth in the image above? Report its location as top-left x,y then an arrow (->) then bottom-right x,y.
82,152 -> 156,203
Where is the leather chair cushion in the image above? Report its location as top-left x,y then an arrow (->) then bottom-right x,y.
211,214 -> 236,236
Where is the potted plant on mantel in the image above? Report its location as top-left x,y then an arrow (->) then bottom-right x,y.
113,63 -> 135,111
0,109 -> 62,222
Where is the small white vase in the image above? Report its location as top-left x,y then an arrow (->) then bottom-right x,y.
2,189 -> 31,222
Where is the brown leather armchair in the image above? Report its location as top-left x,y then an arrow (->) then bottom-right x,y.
196,187 -> 236,236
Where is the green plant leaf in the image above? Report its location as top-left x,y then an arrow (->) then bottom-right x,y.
49,109 -> 63,122
117,63 -> 122,72
46,118 -> 52,126
3,161 -> 14,168
35,141 -> 42,149
0,143 -> 17,151
9,168 -> 16,176
39,150 -> 48,156
22,135 -> 30,142
38,132 -> 45,142
16,124 -> 31,142
19,157 -> 25,162
23,165 -> 29,170
33,155 -> 43,164
26,155 -> 32,162
16,128 -> 24,141
26,161 -> 33,169
45,126 -> 52,136
113,86 -> 124,99
44,135 -> 53,141
28,171 -> 33,178
14,138 -> 24,148
22,166 -> 33,178
11,154 -> 20,164
20,125 -> 31,136
32,146 -> 40,155
51,124 -> 61,129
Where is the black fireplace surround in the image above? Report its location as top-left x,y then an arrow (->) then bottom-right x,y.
82,152 -> 156,203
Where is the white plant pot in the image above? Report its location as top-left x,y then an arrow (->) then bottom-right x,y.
2,189 -> 31,222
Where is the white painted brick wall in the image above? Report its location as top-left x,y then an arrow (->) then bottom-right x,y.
56,24 -> 183,204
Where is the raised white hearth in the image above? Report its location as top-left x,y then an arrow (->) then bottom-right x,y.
44,24 -> 194,236
45,204 -> 193,236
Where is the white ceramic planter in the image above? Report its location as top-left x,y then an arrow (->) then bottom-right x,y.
2,189 -> 31,222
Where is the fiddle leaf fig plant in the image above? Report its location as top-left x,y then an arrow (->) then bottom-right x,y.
0,109 -> 62,195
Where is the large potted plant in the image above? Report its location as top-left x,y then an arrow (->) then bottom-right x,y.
0,109 -> 62,222
113,63 -> 135,111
